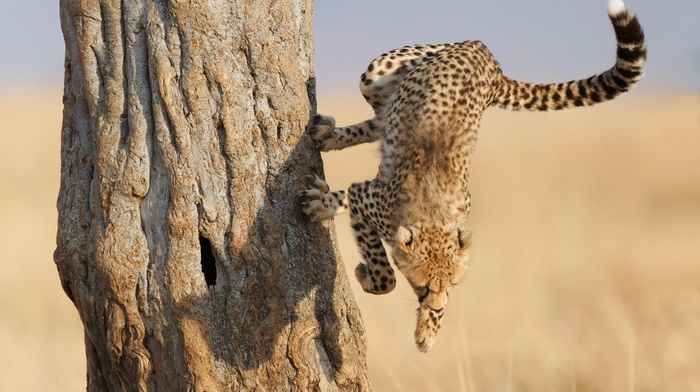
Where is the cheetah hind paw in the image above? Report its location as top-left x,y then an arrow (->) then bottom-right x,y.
309,114 -> 337,151
299,175 -> 341,222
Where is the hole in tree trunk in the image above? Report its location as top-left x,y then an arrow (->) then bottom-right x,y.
199,236 -> 217,287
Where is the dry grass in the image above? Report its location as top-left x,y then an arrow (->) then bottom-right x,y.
1,87 -> 698,390
0,89 -> 85,391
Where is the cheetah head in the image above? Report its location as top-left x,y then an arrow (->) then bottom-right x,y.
392,224 -> 473,353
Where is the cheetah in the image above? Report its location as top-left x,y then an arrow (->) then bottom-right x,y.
300,0 -> 646,353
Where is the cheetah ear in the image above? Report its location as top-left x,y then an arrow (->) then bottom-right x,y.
397,226 -> 414,248
457,229 -> 473,250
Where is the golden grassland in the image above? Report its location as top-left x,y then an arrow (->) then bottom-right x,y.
0,89 -> 86,391
1,87 -> 698,391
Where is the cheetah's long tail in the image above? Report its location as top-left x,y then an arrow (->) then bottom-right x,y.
492,0 -> 646,111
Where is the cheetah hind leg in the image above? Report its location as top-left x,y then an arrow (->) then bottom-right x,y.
299,175 -> 348,222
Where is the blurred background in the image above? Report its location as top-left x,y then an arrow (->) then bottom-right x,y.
1,0 -> 698,390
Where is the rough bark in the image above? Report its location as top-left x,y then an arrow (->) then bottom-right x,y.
55,0 -> 370,390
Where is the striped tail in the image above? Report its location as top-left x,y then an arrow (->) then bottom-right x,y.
493,0 -> 646,111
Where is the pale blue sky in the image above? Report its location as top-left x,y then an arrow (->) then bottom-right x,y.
314,0 -> 700,94
1,1 -> 698,93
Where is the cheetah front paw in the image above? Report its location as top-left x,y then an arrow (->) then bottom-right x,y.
299,175 -> 347,222
309,114 -> 339,152
415,306 -> 444,353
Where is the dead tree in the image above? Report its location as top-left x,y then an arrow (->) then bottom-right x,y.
55,0 -> 370,390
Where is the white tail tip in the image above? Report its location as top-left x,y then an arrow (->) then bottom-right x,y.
608,0 -> 627,16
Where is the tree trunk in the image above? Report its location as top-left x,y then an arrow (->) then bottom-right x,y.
55,0 -> 370,390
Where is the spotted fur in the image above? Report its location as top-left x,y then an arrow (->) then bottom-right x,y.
300,0 -> 646,352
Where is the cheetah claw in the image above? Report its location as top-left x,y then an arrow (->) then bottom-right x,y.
298,175 -> 344,222
309,114 -> 337,151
